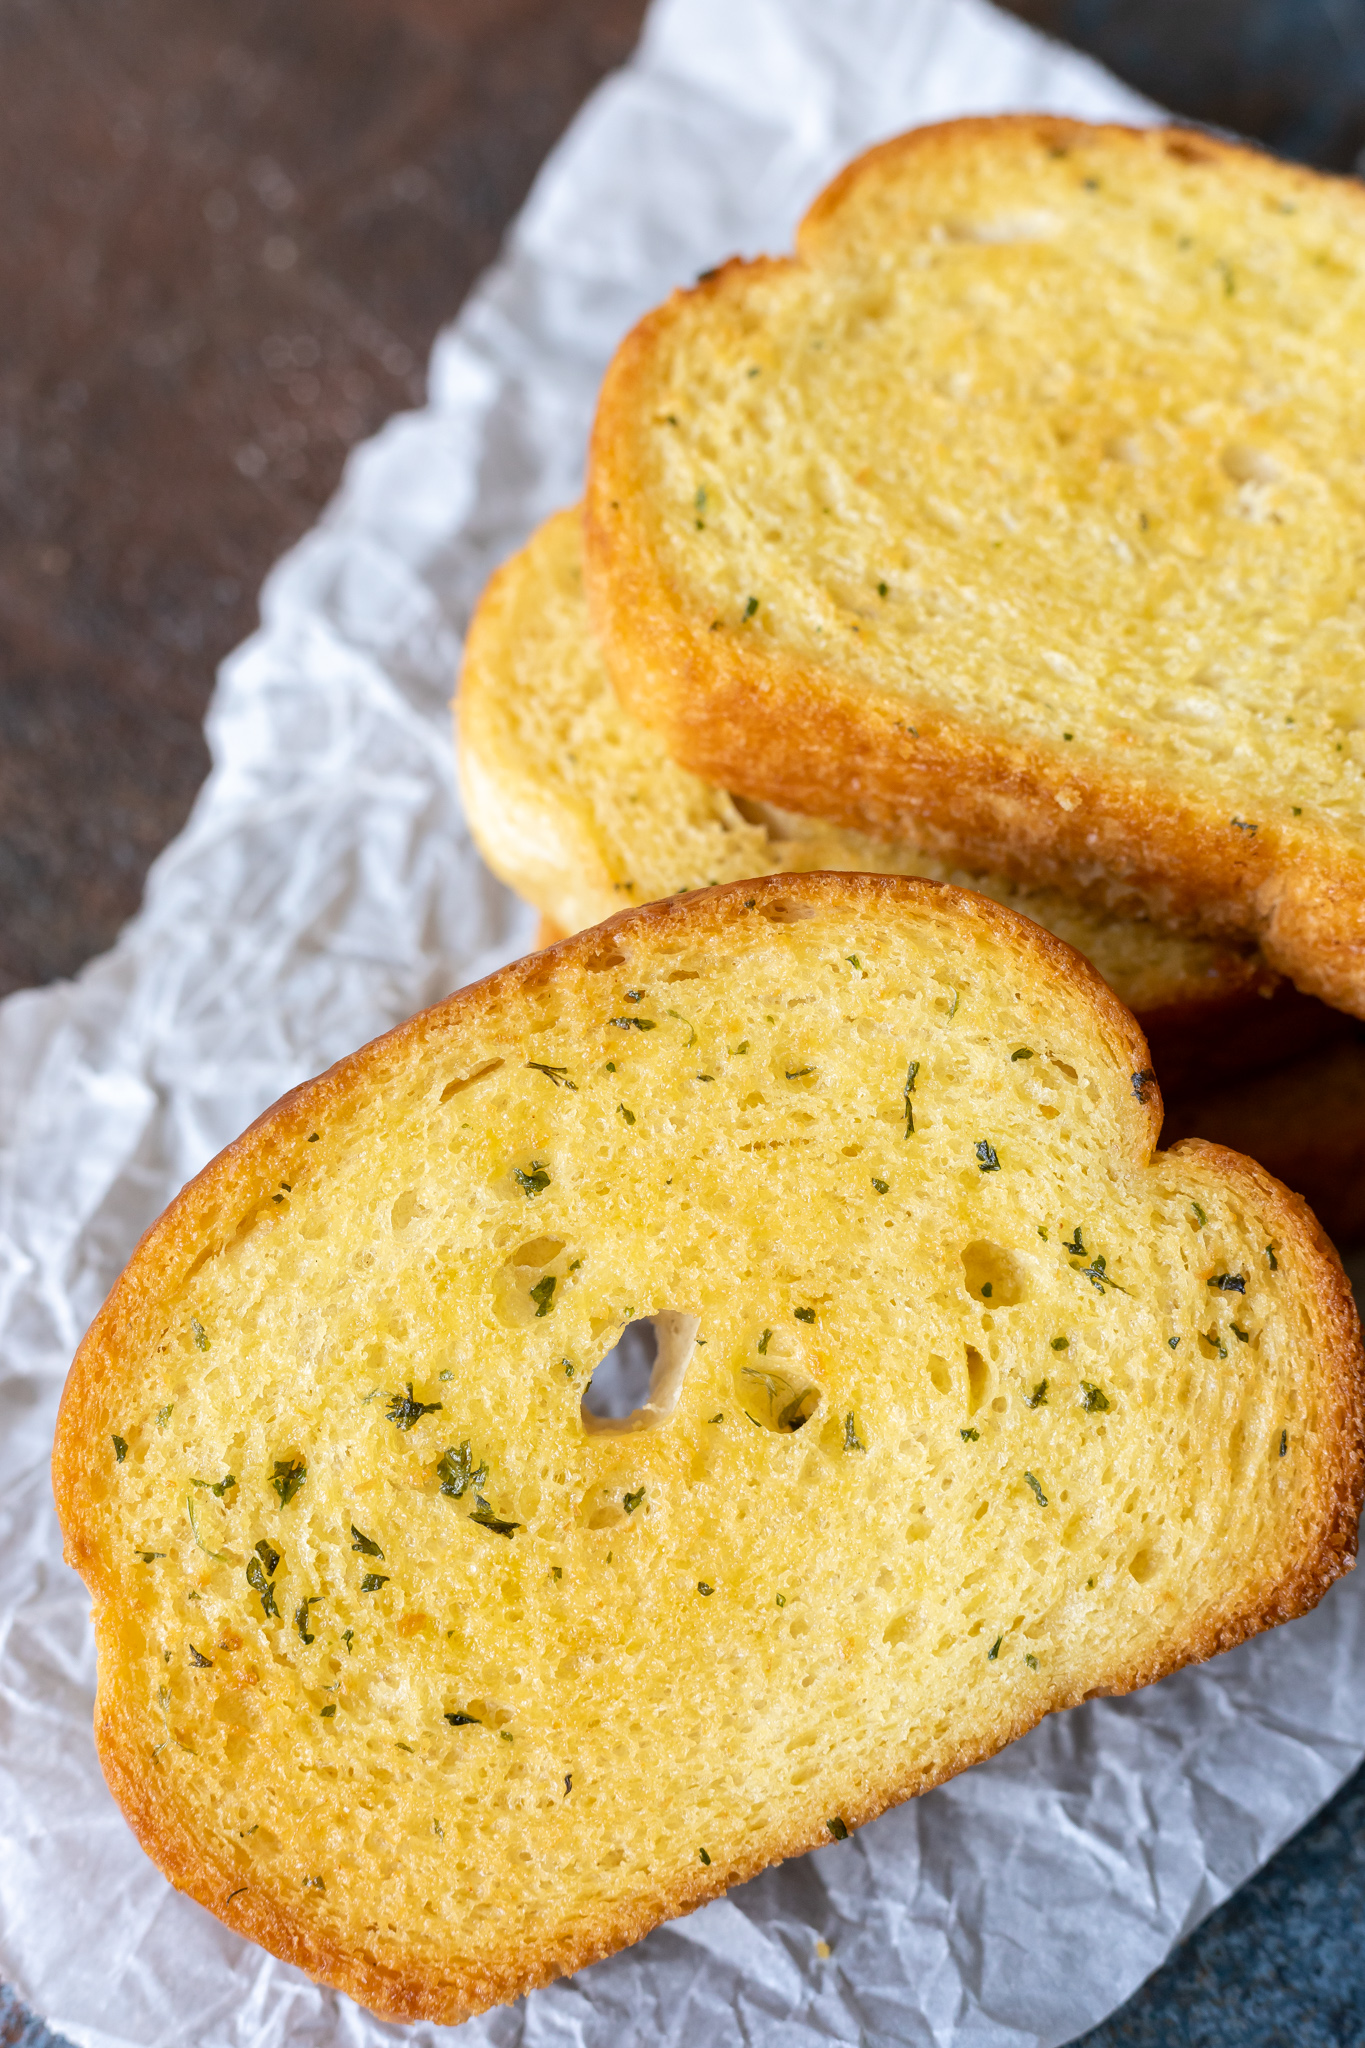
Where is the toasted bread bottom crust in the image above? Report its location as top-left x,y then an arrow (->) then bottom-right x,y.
586,116 -> 1365,1018
54,876 -> 1365,2024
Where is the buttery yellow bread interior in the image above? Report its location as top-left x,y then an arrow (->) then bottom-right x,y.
55,874 -> 1363,2024
457,506 -> 1350,1088
586,116 -> 1365,1017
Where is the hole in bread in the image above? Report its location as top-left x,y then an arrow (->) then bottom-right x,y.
582,946 -> 626,972
960,1241 -> 1028,1306
440,1059 -> 503,1102
581,1312 -> 699,1435
965,1345 -> 989,1415
927,1355 -> 952,1395
733,1359 -> 821,1433
1128,1546 -> 1157,1583
391,1190 -> 422,1231
492,1239 -> 567,1327
512,1236 -> 563,1268
759,898 -> 819,924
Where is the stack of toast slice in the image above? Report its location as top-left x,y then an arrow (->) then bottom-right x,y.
56,114 -> 1365,2026
463,115 -> 1365,1244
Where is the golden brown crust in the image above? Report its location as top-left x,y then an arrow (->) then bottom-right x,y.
585,116 -> 1365,1018
53,871 -> 1365,2024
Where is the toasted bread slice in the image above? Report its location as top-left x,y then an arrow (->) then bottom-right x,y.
459,507 -> 1350,1088
54,874 -> 1363,2025
586,117 -> 1365,1017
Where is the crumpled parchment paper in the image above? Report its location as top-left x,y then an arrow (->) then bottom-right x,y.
2,2 -> 1361,2043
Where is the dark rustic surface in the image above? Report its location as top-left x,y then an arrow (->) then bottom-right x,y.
3,2 -> 1365,2044
0,0 -> 645,998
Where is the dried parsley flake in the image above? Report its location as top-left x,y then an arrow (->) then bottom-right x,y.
437,1442 -> 487,1499
271,1457 -> 307,1506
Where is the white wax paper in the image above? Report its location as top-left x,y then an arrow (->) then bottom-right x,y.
1,2 -> 1361,2043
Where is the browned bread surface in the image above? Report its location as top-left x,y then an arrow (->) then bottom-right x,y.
458,506 -> 1351,1091
54,874 -> 1364,2023
587,116 -> 1365,1017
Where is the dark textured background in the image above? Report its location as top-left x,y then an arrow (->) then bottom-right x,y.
2,0 -> 1363,2042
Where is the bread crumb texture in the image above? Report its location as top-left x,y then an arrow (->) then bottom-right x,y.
587,118 -> 1365,1014
458,505 -> 1275,1019
54,875 -> 1363,2024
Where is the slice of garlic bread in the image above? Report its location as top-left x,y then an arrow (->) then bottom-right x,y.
55,874 -> 1363,2025
458,507 -> 1350,1085
586,117 -> 1365,1016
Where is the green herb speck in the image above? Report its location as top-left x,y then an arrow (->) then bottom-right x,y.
697,1582 -> 714,1596
270,1456 -> 307,1506
987,1636 -> 1003,1661
1026,1381 -> 1048,1409
513,1161 -> 550,1197
112,1435 -> 128,1462
618,1104 -> 636,1126
795,1306 -> 815,1324
744,596 -> 759,620
386,1384 -> 443,1430
191,1319 -> 209,1352
1025,1653 -> 1039,1671
827,1817 -> 849,1841
530,1275 -> 557,1316
1280,1429 -> 1288,1457
961,1427 -> 979,1441
623,1487 -> 646,1514
758,1329 -> 772,1354
699,1847 -> 711,1864
156,1404 -> 175,1429
246,1556 -> 278,1619
1208,1273 -> 1246,1294
872,1177 -> 888,1194
1024,1471 -> 1048,1507
1080,1382 -> 1110,1413
350,1524 -> 383,1559
188,1644 -> 213,1668
1012,1047 -> 1034,1061
903,1060 -> 920,1137
470,1508 -> 522,1537
975,1140 -> 1001,1172
1266,1244 -> 1278,1270
360,1573 -> 389,1593
844,1411 -> 865,1452
437,1443 -> 488,1499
